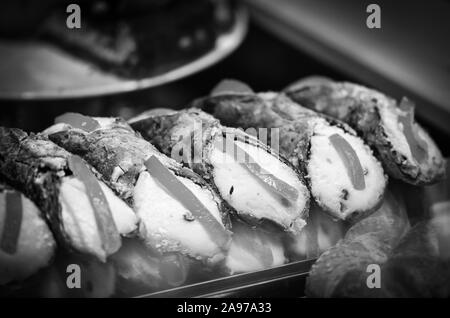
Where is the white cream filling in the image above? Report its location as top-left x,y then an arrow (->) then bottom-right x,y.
379,102 -> 443,172
210,138 -> 308,233
415,127 -> 444,168
92,117 -> 119,129
258,92 -> 278,100
59,177 -> 138,261
128,109 -> 177,124
378,102 -> 414,162
42,122 -> 72,136
343,83 -> 413,162
347,84 -> 442,172
43,117 -> 123,135
0,192 -> 56,284
308,119 -> 386,217
133,171 -> 225,262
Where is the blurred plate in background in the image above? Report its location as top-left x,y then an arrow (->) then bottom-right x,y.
0,5 -> 247,100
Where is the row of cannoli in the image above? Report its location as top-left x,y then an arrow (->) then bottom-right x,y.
0,76 -> 445,291
195,78 -> 445,214
284,76 -> 445,185
0,110 -> 307,287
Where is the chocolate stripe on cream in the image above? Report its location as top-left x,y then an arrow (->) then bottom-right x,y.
0,191 -> 23,255
68,155 -> 121,256
145,155 -> 231,250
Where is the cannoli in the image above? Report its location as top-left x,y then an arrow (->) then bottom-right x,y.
44,114 -> 231,263
0,183 -> 56,285
305,190 -> 410,297
129,108 -> 310,234
199,80 -> 387,221
0,127 -> 138,262
285,77 -> 446,185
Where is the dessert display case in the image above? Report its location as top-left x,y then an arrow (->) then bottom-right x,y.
0,0 -> 448,298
